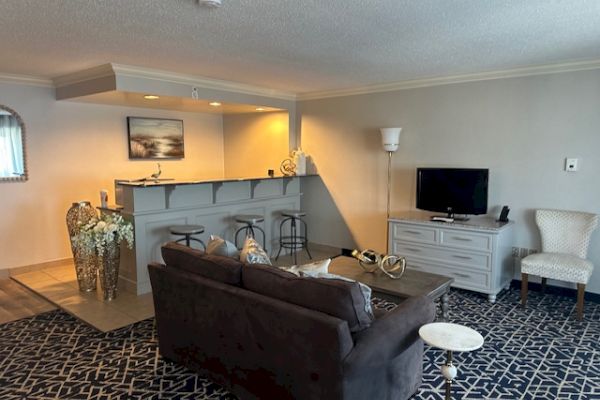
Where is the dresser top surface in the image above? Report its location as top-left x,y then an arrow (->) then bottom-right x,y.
389,211 -> 513,232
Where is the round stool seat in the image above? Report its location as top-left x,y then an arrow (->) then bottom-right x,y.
281,210 -> 306,218
235,214 -> 264,225
170,225 -> 205,235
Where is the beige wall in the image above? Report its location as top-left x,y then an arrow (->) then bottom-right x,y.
299,68 -> 600,293
0,82 -> 224,270
223,111 -> 290,178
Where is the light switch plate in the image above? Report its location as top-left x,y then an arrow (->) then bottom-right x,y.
565,158 -> 578,172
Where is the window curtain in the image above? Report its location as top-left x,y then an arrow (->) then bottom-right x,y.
0,115 -> 24,177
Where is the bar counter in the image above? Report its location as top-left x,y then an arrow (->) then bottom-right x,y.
115,174 -> 317,294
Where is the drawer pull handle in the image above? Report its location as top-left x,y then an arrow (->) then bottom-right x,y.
452,236 -> 473,242
403,230 -> 422,235
452,255 -> 472,260
452,272 -> 471,278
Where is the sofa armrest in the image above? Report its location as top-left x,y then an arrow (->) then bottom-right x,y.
343,295 -> 435,370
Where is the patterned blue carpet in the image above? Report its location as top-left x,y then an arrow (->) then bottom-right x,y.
0,287 -> 598,399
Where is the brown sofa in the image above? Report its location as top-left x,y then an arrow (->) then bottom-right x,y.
148,242 -> 435,400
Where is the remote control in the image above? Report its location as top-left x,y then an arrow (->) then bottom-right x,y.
431,216 -> 454,223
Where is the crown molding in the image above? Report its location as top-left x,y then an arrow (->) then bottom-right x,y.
52,64 -> 116,87
110,64 -> 297,101
297,59 -> 600,101
0,72 -> 53,87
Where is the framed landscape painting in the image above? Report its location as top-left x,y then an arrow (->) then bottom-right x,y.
127,117 -> 184,159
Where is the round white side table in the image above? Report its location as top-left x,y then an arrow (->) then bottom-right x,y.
419,322 -> 484,400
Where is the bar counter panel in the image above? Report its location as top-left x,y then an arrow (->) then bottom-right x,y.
116,176 -> 311,295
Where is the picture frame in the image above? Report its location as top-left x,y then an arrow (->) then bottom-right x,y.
127,117 -> 184,159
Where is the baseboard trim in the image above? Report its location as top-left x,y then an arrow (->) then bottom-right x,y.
7,258 -> 73,277
512,279 -> 600,304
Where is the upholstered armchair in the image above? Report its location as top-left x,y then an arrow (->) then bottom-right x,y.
521,209 -> 599,320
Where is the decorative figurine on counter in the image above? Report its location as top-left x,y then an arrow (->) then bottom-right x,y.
351,248 -> 407,279
292,148 -> 306,175
280,158 -> 296,176
150,163 -> 162,181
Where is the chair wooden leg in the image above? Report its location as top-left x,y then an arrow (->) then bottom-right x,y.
577,283 -> 585,321
521,273 -> 528,306
541,278 -> 547,293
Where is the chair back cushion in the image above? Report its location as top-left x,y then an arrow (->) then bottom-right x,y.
536,209 -> 599,258
242,263 -> 374,332
161,242 -> 243,285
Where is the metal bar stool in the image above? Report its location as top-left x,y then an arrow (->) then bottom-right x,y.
170,225 -> 206,251
234,214 -> 266,249
275,210 -> 312,264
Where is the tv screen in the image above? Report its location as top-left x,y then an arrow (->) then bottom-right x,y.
416,168 -> 488,216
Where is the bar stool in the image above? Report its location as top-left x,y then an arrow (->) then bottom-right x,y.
275,210 -> 312,264
234,214 -> 266,249
170,225 -> 206,251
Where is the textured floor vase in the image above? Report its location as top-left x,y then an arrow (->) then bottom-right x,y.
65,201 -> 98,292
98,239 -> 120,300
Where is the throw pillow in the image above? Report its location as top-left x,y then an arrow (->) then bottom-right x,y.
300,271 -> 374,319
279,258 -> 331,276
206,235 -> 240,259
240,236 -> 272,265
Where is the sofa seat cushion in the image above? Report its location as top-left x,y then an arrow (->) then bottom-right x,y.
161,242 -> 243,286
242,263 -> 374,332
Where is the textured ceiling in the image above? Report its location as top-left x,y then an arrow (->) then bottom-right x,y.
1,0 -> 600,94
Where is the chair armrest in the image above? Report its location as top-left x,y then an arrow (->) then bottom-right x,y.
343,295 -> 435,369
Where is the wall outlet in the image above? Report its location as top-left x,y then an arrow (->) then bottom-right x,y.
519,248 -> 530,258
512,247 -> 539,258
565,158 -> 578,172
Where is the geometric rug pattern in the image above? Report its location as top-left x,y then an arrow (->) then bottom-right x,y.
1,287 -> 599,399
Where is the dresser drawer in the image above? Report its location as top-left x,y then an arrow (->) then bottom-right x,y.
393,241 -> 491,271
439,229 -> 492,252
408,260 -> 490,291
392,224 -> 437,244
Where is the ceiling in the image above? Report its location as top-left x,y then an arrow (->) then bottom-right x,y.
1,0 -> 600,94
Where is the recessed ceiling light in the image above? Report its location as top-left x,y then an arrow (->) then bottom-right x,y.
256,107 -> 266,111
144,95 -> 160,100
209,102 -> 222,107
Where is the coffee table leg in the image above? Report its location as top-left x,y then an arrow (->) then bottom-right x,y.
441,292 -> 450,320
441,350 -> 457,400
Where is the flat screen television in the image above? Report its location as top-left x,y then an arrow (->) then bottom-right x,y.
416,168 -> 488,219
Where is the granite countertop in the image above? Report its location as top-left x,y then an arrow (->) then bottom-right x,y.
389,210 -> 513,231
116,174 -> 319,187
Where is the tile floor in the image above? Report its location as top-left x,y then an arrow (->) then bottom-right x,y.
11,261 -> 154,332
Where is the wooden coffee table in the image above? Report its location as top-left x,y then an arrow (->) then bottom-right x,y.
329,256 -> 454,319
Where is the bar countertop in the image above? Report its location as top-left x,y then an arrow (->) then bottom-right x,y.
116,174 -> 319,187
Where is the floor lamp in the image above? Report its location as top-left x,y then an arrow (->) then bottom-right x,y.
380,127 -> 402,250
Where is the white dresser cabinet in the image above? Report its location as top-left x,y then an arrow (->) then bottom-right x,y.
388,214 -> 514,302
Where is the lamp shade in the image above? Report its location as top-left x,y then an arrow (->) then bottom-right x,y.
380,127 -> 402,152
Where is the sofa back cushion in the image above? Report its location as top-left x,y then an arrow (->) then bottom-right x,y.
242,263 -> 373,332
161,242 -> 243,286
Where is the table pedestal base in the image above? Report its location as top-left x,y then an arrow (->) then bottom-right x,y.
441,350 -> 457,400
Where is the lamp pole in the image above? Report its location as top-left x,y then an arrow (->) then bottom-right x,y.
387,150 -> 393,220
380,127 -> 402,253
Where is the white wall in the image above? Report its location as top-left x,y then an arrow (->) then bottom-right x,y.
299,68 -> 600,293
0,82 -> 224,270
223,111 -> 290,178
